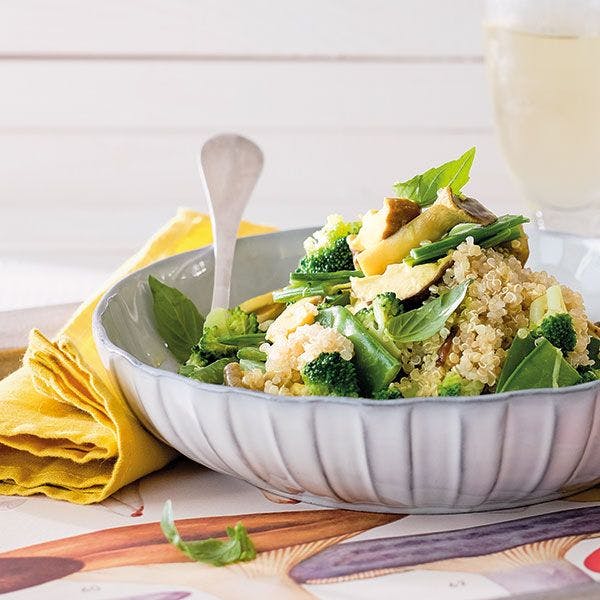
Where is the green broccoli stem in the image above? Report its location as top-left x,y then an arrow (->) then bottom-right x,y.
273,284 -> 329,303
479,225 -> 523,249
317,306 -> 401,395
406,215 -> 529,266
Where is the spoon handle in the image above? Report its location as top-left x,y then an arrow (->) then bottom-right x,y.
198,134 -> 264,310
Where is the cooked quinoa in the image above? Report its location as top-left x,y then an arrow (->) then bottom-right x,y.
397,239 -> 591,397
242,323 -> 354,395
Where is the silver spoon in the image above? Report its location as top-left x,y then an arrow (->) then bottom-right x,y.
198,133 -> 264,310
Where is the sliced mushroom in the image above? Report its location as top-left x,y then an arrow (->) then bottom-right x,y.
589,321 -> 600,339
350,198 -> 421,254
351,254 -> 454,303
356,187 -> 496,276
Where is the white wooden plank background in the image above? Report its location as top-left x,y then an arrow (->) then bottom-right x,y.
0,0 -> 484,58
0,1 -> 523,310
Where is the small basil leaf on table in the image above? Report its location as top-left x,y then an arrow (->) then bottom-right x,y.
385,279 -> 471,343
393,147 -> 476,208
499,338 -> 581,392
161,500 -> 257,566
148,275 -> 204,363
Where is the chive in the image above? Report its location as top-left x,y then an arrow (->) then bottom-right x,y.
408,215 -> 528,266
217,333 -> 267,347
273,283 -> 328,303
290,270 -> 362,283
479,226 -> 523,249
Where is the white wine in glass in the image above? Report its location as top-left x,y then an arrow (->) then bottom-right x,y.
485,0 -> 600,237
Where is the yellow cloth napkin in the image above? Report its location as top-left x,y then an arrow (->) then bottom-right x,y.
0,209 -> 274,504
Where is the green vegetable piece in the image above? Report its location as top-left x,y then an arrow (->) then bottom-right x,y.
438,372 -> 485,397
237,347 -> 267,362
193,307 -> 259,364
317,306 -> 401,395
528,286 -> 577,356
496,331 -> 537,393
373,385 -> 403,400
385,279 -> 471,344
534,313 -> 577,355
297,217 -> 361,274
300,352 -> 360,397
319,290 -> 351,309
580,369 -> 600,383
217,333 -> 266,347
161,500 -> 256,566
148,275 -> 205,363
273,281 -> 352,304
273,283 -> 329,303
438,372 -> 462,396
290,270 -> 362,283
393,147 -> 476,208
354,293 -> 404,359
588,336 -> 600,369
499,338 -> 581,392
406,215 -> 529,266
179,357 -> 234,384
239,358 -> 266,373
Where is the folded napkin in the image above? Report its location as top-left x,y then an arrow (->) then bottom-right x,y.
0,209 -> 274,504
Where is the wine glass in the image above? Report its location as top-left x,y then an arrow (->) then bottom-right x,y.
484,0 -> 600,317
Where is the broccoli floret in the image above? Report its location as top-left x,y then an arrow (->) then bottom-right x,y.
354,306 -> 376,329
298,236 -> 355,273
530,285 -> 577,355
372,292 -> 404,329
297,215 -> 360,274
186,307 -> 259,367
533,313 -> 577,355
438,372 -> 462,396
354,292 -> 403,358
438,372 -> 484,397
373,384 -> 402,400
301,352 -> 359,397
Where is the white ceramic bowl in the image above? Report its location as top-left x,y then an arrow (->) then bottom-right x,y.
93,229 -> 600,513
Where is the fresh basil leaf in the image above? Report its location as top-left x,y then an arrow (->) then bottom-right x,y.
178,357 -> 234,384
161,500 -> 257,567
386,279 -> 471,343
496,331 -> 536,393
500,338 -> 581,392
149,276 -> 204,363
393,147 -> 476,207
